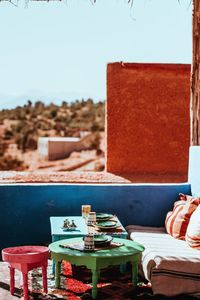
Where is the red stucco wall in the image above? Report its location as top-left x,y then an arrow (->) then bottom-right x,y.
106,62 -> 191,182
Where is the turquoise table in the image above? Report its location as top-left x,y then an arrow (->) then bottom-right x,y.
49,237 -> 144,299
50,216 -> 128,241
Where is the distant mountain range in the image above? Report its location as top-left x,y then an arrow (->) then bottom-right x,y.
0,95 -> 61,110
0,90 -> 105,110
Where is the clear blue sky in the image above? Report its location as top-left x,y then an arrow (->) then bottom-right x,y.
0,0 -> 192,109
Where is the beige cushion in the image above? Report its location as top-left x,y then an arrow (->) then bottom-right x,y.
186,205 -> 200,249
126,225 -> 200,297
165,195 -> 200,240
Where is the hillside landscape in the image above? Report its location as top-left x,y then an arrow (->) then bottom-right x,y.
0,99 -> 105,172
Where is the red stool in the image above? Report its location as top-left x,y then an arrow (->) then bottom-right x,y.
2,246 -> 49,300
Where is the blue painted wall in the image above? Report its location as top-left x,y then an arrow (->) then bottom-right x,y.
0,183 -> 191,252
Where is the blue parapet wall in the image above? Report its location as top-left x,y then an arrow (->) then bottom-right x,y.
0,183 -> 191,252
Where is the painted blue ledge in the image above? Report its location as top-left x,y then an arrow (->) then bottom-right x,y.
0,183 -> 191,252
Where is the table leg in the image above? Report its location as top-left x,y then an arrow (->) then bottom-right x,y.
55,261 -> 61,288
91,269 -> 99,299
9,266 -> 15,295
42,264 -> 48,293
22,272 -> 29,300
51,236 -> 59,275
52,260 -> 55,275
131,261 -> 138,289
120,264 -> 126,273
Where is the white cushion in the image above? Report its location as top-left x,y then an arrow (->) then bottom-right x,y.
126,225 -> 200,297
186,205 -> 200,249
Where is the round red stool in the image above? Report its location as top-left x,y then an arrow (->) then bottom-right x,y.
2,246 -> 49,300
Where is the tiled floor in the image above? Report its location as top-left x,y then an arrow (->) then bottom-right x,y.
0,262 -> 22,299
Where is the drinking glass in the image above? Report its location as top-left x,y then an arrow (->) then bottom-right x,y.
83,234 -> 94,250
87,212 -> 96,225
81,205 -> 91,218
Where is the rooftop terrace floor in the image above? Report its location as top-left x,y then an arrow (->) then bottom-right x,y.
0,261 -> 197,300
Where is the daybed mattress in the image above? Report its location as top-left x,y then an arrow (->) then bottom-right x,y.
126,225 -> 200,297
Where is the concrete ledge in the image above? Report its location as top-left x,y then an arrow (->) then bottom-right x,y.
0,171 -> 188,184
0,171 -> 131,184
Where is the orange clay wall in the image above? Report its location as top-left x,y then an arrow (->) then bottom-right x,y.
106,62 -> 191,183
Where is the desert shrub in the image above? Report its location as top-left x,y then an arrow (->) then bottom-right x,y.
37,121 -> 52,131
25,135 -> 38,150
91,122 -> 100,132
0,141 -> 8,156
4,129 -> 13,140
11,121 -> 25,133
0,155 -> 27,171
62,101 -> 68,108
94,161 -> 104,171
50,109 -> 57,118
81,132 -> 101,150
96,149 -> 103,156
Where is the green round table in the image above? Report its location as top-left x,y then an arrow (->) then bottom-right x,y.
49,237 -> 144,299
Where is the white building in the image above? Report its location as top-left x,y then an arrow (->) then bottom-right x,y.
38,137 -> 86,160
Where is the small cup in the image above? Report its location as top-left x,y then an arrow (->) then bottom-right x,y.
83,234 -> 94,250
81,205 -> 91,218
87,212 -> 96,225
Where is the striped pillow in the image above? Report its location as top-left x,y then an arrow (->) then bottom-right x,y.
186,205 -> 200,249
165,194 -> 200,240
